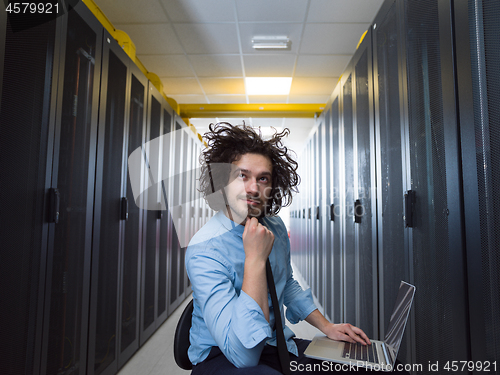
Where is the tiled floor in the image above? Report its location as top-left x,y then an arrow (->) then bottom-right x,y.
118,263 -> 321,375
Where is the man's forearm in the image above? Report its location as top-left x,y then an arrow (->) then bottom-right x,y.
305,308 -> 330,333
242,257 -> 270,322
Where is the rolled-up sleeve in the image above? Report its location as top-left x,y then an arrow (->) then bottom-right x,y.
283,276 -> 317,324
187,250 -> 272,368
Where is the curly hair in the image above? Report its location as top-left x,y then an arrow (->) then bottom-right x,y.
198,122 -> 300,216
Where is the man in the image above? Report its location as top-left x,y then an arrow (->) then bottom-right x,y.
186,123 -> 372,374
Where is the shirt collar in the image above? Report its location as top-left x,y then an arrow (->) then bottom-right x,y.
215,211 -> 245,238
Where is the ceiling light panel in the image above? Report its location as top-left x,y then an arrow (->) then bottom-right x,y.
252,36 -> 290,50
239,23 -> 301,53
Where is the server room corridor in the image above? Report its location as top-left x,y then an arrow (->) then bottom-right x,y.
1,0 -> 499,374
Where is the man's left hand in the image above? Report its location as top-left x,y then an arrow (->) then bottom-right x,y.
323,323 -> 371,346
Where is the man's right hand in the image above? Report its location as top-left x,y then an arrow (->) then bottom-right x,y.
242,217 -> 275,263
241,217 -> 274,322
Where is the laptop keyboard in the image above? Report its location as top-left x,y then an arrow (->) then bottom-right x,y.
341,342 -> 379,363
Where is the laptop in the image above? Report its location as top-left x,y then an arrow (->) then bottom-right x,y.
304,281 -> 416,372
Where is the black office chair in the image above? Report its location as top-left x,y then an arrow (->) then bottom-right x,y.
174,299 -> 194,370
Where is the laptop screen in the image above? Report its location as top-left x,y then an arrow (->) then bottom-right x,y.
384,281 -> 416,366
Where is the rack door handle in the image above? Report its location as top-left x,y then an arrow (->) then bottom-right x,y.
354,199 -> 362,224
404,190 -> 416,228
48,188 -> 60,223
121,197 -> 129,221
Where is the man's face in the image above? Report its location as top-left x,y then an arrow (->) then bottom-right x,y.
223,153 -> 273,225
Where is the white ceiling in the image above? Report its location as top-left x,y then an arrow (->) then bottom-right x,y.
95,0 -> 384,154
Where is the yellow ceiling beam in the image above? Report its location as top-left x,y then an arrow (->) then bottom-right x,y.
179,104 -> 325,119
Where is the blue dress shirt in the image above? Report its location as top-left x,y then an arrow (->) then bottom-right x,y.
185,211 -> 317,368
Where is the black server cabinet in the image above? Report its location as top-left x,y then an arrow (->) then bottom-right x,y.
0,6 -> 5,102
120,61 -> 148,366
88,33 -> 128,375
140,82 -> 165,345
352,28 -> 377,339
299,145 -> 306,283
318,118 -> 327,315
339,28 -> 377,339
0,10 -> 59,375
372,0 -> 410,361
168,116 -> 190,314
301,142 -> 307,284
329,88 -> 343,326
184,134 -> 196,294
306,141 -> 313,288
87,29 -> 143,375
159,101 -> 174,322
340,70 -> 356,327
41,3 -> 104,374
314,129 -> 322,307
403,0 -> 469,371
455,0 -> 500,370
372,0 -> 470,369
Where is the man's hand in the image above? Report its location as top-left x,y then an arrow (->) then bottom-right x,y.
323,323 -> 371,346
241,217 -> 274,322
242,217 -> 274,263
305,309 -> 371,346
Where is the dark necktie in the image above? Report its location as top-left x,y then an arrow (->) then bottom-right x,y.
266,258 -> 291,375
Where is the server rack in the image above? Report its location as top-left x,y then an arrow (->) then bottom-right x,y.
41,4 -> 103,374
168,115 -> 196,314
319,110 -> 333,318
290,0 -> 478,372
314,131 -> 319,304
403,0 -> 469,370
351,27 -> 377,340
329,85 -> 343,326
88,29 -> 131,375
1,2 -> 208,373
372,0 -> 411,364
317,118 -> 326,313
140,82 -> 163,345
0,6 -> 5,103
454,0 -> 500,371
0,8 -> 59,375
119,58 -> 148,368
340,69 -> 356,329
158,99 -> 174,326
